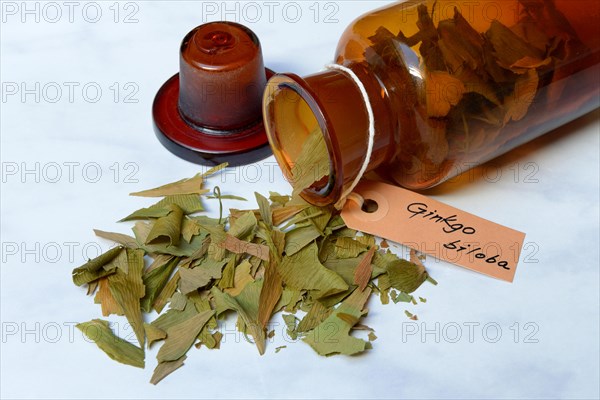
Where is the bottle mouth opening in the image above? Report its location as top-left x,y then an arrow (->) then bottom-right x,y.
263,74 -> 339,204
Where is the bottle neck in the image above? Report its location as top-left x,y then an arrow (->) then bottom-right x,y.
262,64 -> 394,206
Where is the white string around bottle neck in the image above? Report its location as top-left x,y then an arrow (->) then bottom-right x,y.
324,64 -> 376,210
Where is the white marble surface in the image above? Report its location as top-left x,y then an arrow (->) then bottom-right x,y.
1,1 -> 599,399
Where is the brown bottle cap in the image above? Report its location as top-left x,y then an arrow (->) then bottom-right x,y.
153,21 -> 274,166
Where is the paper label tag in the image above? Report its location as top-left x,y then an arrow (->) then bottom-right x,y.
341,181 -> 526,282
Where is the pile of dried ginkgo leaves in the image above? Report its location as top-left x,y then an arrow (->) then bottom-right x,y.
72,161 -> 436,384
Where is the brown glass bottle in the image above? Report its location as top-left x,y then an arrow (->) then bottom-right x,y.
263,0 -> 600,206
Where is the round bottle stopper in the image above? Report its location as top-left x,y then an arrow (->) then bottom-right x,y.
153,21 -> 274,166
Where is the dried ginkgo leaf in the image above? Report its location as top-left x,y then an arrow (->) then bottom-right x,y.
77,319 -> 144,368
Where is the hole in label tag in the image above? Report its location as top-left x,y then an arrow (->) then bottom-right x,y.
361,199 -> 378,213
350,190 -> 389,222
